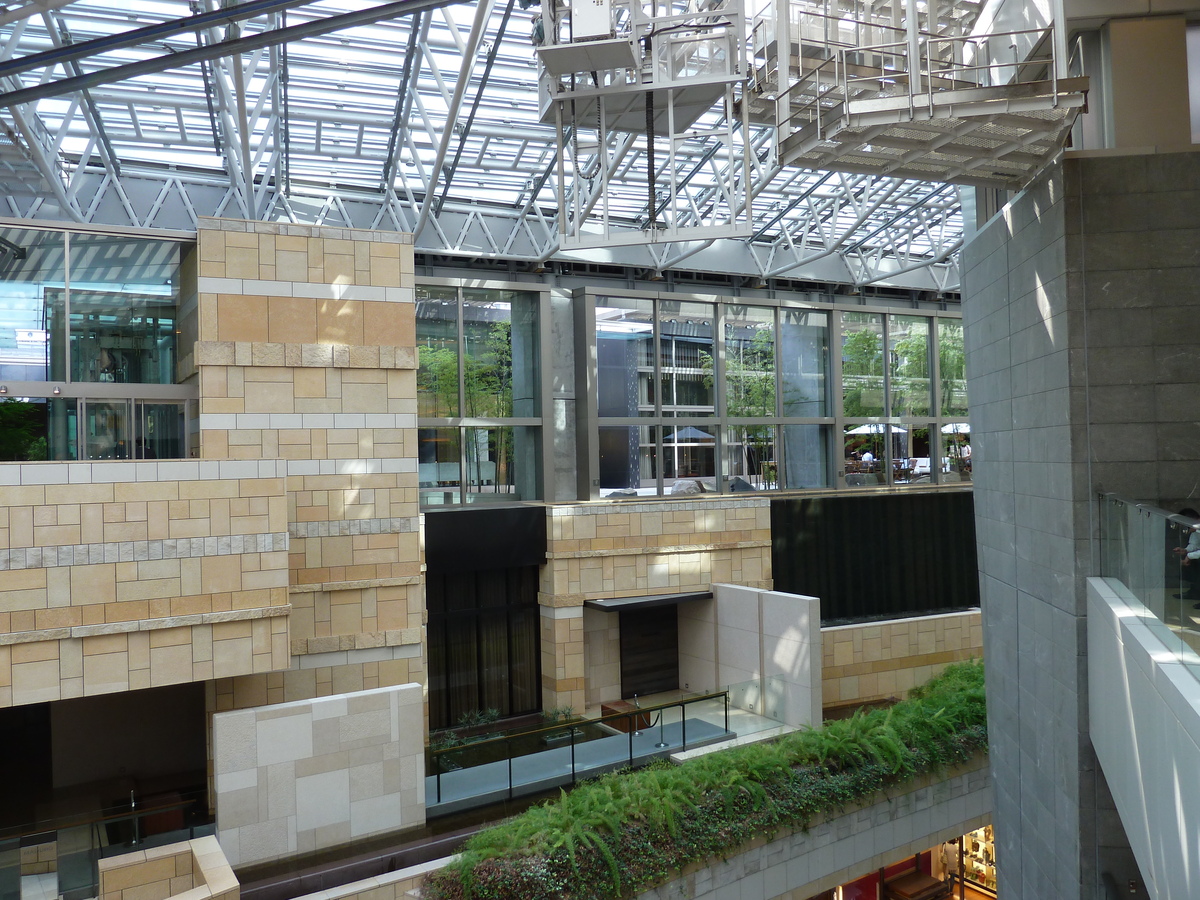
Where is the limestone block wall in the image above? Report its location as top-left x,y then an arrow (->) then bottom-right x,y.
97,837 -> 237,900
0,461 -> 290,708
212,684 -> 425,868
820,609 -> 982,710
193,220 -> 424,713
543,498 -> 772,710
678,585 -> 822,729
582,607 -> 621,707
543,498 -> 772,603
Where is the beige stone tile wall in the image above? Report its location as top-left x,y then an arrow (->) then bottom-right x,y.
98,836 -> 237,900
212,684 -> 425,868
0,461 -> 290,708
542,498 -> 773,605
582,608 -> 620,707
544,498 -> 772,709
191,221 -> 424,714
820,609 -> 983,709
540,606 -> 584,714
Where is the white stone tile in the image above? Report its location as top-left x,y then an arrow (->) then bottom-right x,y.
349,793 -> 402,837
295,769 -> 350,831
256,712 -> 314,766
20,463 -> 71,485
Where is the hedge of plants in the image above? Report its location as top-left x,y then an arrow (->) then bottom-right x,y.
424,660 -> 986,900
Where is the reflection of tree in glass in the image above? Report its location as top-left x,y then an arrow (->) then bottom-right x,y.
0,399 -> 44,460
702,328 -> 776,482
841,327 -> 883,417
419,321 -> 515,489
938,323 -> 967,416
890,326 -> 930,416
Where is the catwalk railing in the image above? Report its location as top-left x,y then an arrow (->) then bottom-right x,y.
1098,492 -> 1200,668
426,691 -> 736,814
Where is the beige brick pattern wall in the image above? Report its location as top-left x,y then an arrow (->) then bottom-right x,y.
19,841 -> 56,875
194,220 -> 424,716
541,607 -> 585,713
582,608 -> 621,707
98,837 -> 236,900
0,461 -> 290,707
542,498 -> 772,708
821,609 -> 983,709
542,499 -> 773,605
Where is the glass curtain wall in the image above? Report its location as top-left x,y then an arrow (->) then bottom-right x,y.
841,310 -> 965,487
596,296 -> 833,496
416,285 -> 541,506
0,227 -> 188,461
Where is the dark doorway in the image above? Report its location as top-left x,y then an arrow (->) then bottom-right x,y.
619,605 -> 679,697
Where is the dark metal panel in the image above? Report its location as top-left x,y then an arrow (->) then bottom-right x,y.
771,490 -> 979,623
619,605 -> 679,697
425,505 -> 547,573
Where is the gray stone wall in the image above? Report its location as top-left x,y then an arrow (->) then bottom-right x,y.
961,149 -> 1200,900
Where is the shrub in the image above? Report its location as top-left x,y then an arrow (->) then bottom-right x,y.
424,660 -> 986,900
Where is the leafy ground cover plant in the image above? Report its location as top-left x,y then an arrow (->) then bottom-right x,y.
424,660 -> 986,900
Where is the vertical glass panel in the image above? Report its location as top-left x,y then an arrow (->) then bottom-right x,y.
664,423 -> 716,493
596,297 -> 655,417
83,399 -> 132,460
0,228 -> 64,383
136,401 -> 186,459
46,397 -> 78,460
889,315 -> 931,416
460,427 -> 513,501
781,424 -> 829,488
418,427 -> 461,505
723,306 -> 775,417
598,424 -> 658,497
463,289 -> 539,418
939,319 -> 968,416
726,425 -> 775,491
659,300 -> 714,417
417,286 -> 460,417
843,425 -> 885,487
67,233 -> 180,384
0,838 -> 16,900
942,425 -> 972,482
780,309 -> 829,416
841,312 -> 884,417
900,424 -> 939,483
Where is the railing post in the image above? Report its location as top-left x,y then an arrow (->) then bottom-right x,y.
570,725 -> 577,783
508,736 -> 514,799
724,692 -> 729,735
436,757 -> 442,804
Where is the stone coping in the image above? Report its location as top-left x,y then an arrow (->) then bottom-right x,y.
0,459 -> 288,486
822,607 -> 981,633
198,216 -> 413,244
545,539 -> 770,560
98,835 -> 237,900
547,496 -> 772,516
0,604 -> 290,646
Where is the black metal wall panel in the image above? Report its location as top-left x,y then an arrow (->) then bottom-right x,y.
771,491 -> 979,623
424,505 -> 547,573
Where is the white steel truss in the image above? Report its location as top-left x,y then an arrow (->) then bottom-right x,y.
0,0 -> 970,290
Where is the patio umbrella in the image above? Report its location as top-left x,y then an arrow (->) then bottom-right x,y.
846,423 -> 907,434
941,422 -> 971,434
667,426 -> 714,441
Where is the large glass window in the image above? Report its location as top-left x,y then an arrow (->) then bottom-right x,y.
0,227 -> 189,460
596,297 -> 834,496
417,284 -> 542,506
889,315 -> 932,417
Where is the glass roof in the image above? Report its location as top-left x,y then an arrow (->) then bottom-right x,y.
0,0 -> 967,290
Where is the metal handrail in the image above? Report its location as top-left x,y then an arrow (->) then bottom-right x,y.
430,690 -> 730,805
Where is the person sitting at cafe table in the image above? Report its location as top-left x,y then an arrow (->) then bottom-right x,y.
860,449 -> 875,470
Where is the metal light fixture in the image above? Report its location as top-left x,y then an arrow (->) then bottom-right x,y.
53,386 -> 61,395
0,385 -> 6,394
